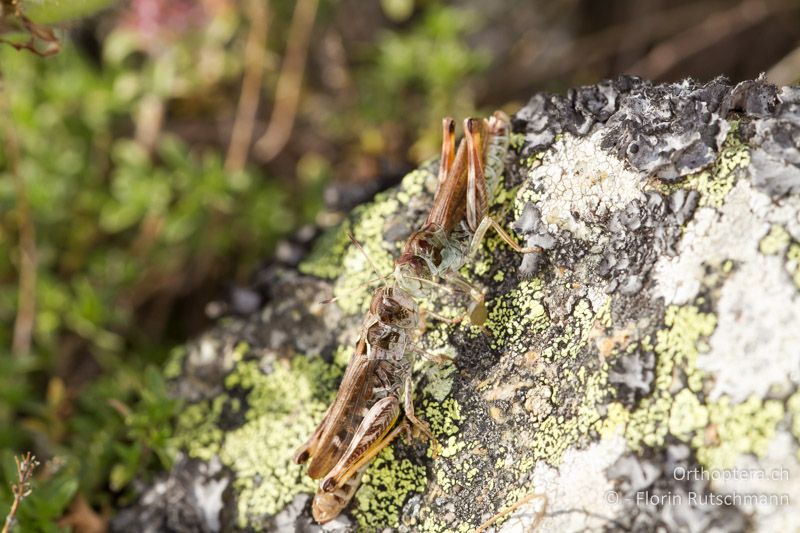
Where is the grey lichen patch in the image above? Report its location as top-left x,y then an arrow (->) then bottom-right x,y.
598,189 -> 698,295
700,254 -> 800,402
519,130 -> 645,241
606,444 -> 748,531
653,180 -> 771,306
601,78 -> 732,181
496,435 -> 627,532
741,84 -> 800,199
713,431 -> 800,531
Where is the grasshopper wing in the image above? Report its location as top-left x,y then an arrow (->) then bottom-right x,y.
305,336 -> 386,479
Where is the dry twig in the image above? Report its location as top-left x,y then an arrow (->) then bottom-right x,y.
1,452 -> 40,533
254,0 -> 318,162
0,76 -> 37,357
225,0 -> 270,172
0,1 -> 60,57
476,492 -> 548,532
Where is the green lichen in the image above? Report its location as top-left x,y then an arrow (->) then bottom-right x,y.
173,396 -> 226,461
172,353 -> 341,527
624,305 -> 716,450
509,132 -> 526,151
601,302 -> 784,472
332,170 -> 434,314
541,298 -> 594,362
352,444 -> 428,531
759,224 -> 791,256
220,355 -> 342,526
485,278 -> 548,355
531,366 -> 608,465
684,123 -> 750,208
668,388 -> 708,439
299,220 -> 353,280
695,396 -> 784,469
300,166 -> 433,313
787,391 -> 800,459
787,242 -> 800,290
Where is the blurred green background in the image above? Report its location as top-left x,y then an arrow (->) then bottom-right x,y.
1,0 -> 799,529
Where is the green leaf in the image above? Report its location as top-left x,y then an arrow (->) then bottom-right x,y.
23,0 -> 116,25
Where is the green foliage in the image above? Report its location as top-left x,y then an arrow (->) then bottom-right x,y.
0,452 -> 77,533
0,12 -> 294,521
22,0 -> 115,25
0,0 -> 492,526
351,4 -> 491,160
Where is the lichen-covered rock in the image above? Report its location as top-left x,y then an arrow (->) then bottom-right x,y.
113,77 -> 800,533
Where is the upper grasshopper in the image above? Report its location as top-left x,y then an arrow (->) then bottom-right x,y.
394,112 -> 539,322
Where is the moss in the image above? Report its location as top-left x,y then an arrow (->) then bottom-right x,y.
352,445 -> 428,531
684,123 -> 750,208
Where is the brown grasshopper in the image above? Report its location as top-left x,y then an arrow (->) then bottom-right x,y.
394,112 -> 540,322
294,285 -> 431,523
296,113 -> 537,523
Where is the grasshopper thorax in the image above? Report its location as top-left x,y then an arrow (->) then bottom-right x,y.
369,286 -> 419,330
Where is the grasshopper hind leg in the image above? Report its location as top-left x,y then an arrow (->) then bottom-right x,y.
293,402 -> 334,465
320,395 -> 401,492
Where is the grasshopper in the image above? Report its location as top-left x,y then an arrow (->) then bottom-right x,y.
394,112 -> 541,322
294,285 -> 431,524
296,113 -> 537,523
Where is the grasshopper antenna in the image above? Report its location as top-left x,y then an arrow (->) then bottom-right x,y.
347,232 -> 391,282
318,236 -> 389,306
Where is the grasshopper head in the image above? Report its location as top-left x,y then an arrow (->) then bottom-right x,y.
370,286 -> 419,329
312,491 -> 345,524
487,110 -> 510,137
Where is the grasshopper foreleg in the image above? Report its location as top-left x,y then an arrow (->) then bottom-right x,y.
468,215 -> 544,258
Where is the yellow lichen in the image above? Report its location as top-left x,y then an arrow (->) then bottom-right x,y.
684,123 -> 750,208
353,445 -> 427,530
759,224 -> 791,256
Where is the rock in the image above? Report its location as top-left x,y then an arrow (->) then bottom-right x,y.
113,77 -> 800,532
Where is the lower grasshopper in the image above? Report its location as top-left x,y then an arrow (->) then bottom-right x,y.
394,112 -> 541,323
294,285 -> 431,523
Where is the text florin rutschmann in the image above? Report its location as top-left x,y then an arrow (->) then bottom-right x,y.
673,467 -> 790,482
634,491 -> 790,507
